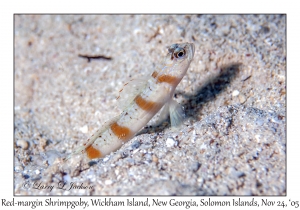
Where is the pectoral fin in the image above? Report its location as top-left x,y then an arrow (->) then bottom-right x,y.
169,99 -> 185,127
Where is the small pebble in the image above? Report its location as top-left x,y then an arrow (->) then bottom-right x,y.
105,180 -> 113,185
103,156 -> 110,162
132,149 -> 139,154
166,137 -> 177,147
144,153 -> 152,162
238,94 -> 247,103
115,169 -> 119,175
39,138 -> 47,151
152,155 -> 158,163
63,174 -> 71,183
16,140 -> 29,150
79,125 -> 88,133
191,162 -> 201,172
232,90 -> 240,97
255,134 -> 261,142
14,165 -> 23,172
130,141 -> 141,150
23,174 -> 30,179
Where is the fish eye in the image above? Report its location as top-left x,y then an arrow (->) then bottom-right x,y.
174,49 -> 186,58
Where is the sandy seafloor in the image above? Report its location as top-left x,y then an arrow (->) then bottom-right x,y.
14,15 -> 286,195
